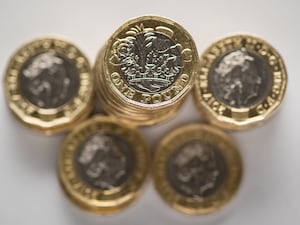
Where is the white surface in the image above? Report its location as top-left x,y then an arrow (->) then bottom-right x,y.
0,0 -> 299,224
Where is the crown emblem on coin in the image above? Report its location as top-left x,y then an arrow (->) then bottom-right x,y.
109,24 -> 183,93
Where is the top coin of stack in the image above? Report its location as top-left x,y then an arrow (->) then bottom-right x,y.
94,16 -> 199,126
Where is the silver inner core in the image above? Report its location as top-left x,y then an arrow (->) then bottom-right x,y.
19,51 -> 80,109
167,141 -> 226,198
209,49 -> 272,108
119,32 -> 182,93
75,132 -> 135,190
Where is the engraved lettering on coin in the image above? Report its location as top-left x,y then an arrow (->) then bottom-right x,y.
167,141 -> 226,198
110,27 -> 182,93
19,51 -> 80,108
75,133 -> 135,190
209,49 -> 272,108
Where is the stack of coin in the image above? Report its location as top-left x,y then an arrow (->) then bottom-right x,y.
194,34 -> 287,130
3,38 -> 94,134
94,16 -> 199,126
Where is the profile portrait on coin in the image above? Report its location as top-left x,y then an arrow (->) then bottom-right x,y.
19,50 -> 79,109
209,49 -> 272,108
75,133 -> 135,190
167,141 -> 226,198
110,27 -> 183,93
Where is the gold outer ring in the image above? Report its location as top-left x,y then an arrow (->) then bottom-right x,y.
194,34 -> 287,130
58,116 -> 150,214
3,37 -> 94,134
153,123 -> 242,215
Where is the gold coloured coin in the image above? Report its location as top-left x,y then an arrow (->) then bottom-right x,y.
95,16 -> 199,126
59,116 -> 150,213
3,37 -> 94,134
153,124 -> 242,215
194,34 -> 287,130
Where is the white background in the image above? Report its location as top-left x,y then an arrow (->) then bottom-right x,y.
0,0 -> 299,224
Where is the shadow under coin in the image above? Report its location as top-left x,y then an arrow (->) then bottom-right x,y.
7,110 -> 65,176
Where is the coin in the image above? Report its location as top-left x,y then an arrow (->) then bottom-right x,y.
194,34 -> 287,130
153,124 -> 242,215
3,37 -> 94,134
95,16 -> 199,126
59,116 -> 150,213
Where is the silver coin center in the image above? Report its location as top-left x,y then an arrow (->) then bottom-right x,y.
118,32 -> 182,93
167,141 -> 226,198
19,51 -> 79,108
209,49 -> 272,108
75,133 -> 135,190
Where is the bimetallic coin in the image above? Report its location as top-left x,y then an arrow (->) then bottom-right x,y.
3,38 -> 94,134
194,34 -> 287,130
154,124 -> 242,215
59,116 -> 150,214
94,16 -> 199,126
